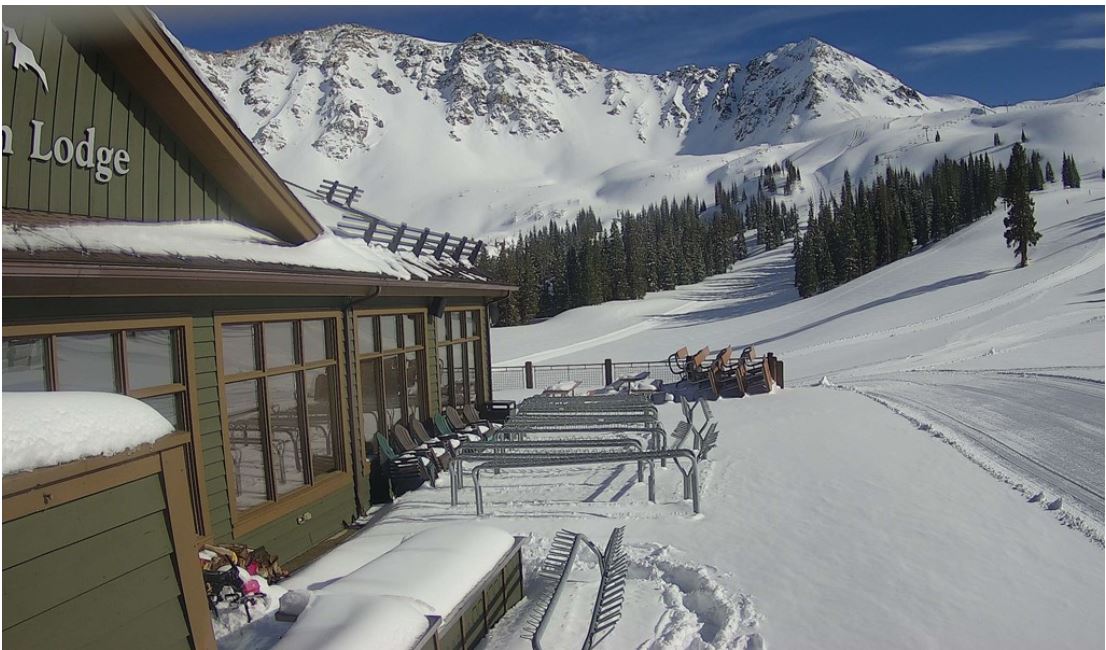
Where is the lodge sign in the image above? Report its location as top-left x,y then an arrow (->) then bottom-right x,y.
3,23 -> 129,183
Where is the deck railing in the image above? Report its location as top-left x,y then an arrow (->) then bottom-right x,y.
491,359 -> 683,392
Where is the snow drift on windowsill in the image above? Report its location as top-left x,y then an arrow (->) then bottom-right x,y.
2,391 -> 175,474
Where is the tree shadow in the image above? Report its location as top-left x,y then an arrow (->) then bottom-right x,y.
753,270 -> 998,348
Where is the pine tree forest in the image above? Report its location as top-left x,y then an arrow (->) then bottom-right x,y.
482,150 -> 1059,325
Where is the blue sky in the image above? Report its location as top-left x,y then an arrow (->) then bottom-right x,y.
155,5 -> 1104,106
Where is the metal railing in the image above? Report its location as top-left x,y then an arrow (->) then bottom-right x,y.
492,359 -> 683,392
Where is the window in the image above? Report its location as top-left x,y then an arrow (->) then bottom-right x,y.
436,308 -> 485,408
2,319 -> 204,535
3,326 -> 187,427
356,311 -> 427,461
219,316 -> 343,515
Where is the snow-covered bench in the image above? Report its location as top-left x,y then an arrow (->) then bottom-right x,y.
274,523 -> 524,650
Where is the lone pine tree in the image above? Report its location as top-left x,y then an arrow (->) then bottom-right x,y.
1002,143 -> 1041,268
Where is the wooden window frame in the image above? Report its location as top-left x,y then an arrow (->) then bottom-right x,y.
437,305 -> 487,408
214,311 -> 353,538
352,308 -> 430,471
2,317 -> 211,542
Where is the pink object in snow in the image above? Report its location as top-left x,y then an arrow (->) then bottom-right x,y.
242,579 -> 261,595
246,561 -> 259,575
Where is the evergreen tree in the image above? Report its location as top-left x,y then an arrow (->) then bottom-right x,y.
934,130 -> 941,142
1002,143 -> 1041,268
1028,151 -> 1045,191
993,133 -> 1001,147
1068,154 -> 1081,188
1045,160 -> 1055,184
1020,129 -> 1027,143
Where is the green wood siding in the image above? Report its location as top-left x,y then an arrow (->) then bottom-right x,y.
1,11 -> 242,223
2,477 -> 193,649
237,486 -> 355,562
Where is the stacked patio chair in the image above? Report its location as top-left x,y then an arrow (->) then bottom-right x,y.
375,433 -> 437,494
392,424 -> 452,471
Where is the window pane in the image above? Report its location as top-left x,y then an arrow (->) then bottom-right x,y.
382,355 -> 405,429
380,316 -> 399,351
437,346 -> 451,408
465,311 -> 478,339
302,319 -> 332,362
141,393 -> 183,429
405,351 -> 423,423
55,333 -> 118,392
264,322 -> 296,369
3,337 -> 48,391
357,317 -> 378,354
466,341 -> 479,404
222,324 -> 258,376
305,367 -> 338,475
402,315 -> 419,349
126,329 -> 179,390
359,358 -> 382,458
452,343 -> 465,403
227,380 -> 267,510
268,373 -> 306,496
449,312 -> 462,340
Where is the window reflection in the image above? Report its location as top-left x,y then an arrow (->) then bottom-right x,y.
402,315 -> 418,349
380,316 -> 399,351
222,324 -> 258,375
55,333 -> 118,392
302,320 -> 331,362
227,380 -> 266,510
359,358 -> 382,458
2,337 -> 48,391
357,317 -> 378,353
141,393 -> 182,429
306,367 -> 338,475
267,373 -> 305,496
126,329 -> 178,390
382,355 -> 404,430
405,351 -> 423,422
264,321 -> 297,369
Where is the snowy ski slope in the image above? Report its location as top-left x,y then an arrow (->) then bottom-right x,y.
494,178 -> 1106,534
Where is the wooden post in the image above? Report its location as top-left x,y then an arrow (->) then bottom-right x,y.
524,362 -> 534,389
766,353 -> 783,388
604,358 -> 614,386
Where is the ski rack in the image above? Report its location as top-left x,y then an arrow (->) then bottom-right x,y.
525,527 -> 629,650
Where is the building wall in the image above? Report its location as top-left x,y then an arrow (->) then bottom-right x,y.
3,470 -> 195,648
2,8 -> 245,222
3,293 -> 490,563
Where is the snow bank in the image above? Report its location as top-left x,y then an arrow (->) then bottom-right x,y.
2,392 -> 175,474
321,523 -> 515,617
272,594 -> 432,650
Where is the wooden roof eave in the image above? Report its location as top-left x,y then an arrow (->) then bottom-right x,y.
53,7 -> 323,244
2,259 -> 516,300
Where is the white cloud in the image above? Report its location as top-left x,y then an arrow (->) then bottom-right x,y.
903,31 -> 1030,57
1054,37 -> 1104,50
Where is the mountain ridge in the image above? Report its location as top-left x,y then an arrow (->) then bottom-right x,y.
183,24 -> 1104,239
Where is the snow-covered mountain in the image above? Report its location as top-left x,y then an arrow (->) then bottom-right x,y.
185,26 -> 1104,238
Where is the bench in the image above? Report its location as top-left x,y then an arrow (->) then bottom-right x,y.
542,380 -> 581,396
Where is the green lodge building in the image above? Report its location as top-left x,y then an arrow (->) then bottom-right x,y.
2,7 -> 515,648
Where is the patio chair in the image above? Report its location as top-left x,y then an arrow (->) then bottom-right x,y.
462,403 -> 500,431
410,419 -> 469,449
685,346 -> 711,383
433,412 -> 487,441
445,406 -> 492,436
375,433 -> 436,491
393,424 -> 451,471
667,346 -> 689,377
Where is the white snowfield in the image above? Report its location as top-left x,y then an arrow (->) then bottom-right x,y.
2,391 -> 175,474
495,179 -> 1106,537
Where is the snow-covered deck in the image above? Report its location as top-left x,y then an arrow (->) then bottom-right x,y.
221,388 -> 1103,649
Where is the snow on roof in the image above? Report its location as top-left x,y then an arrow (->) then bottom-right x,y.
2,218 -> 487,283
272,594 -> 432,650
2,392 -> 175,474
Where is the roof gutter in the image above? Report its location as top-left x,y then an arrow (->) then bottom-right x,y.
2,260 -> 517,299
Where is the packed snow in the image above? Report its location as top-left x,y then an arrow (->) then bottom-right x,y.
2,391 -> 175,473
